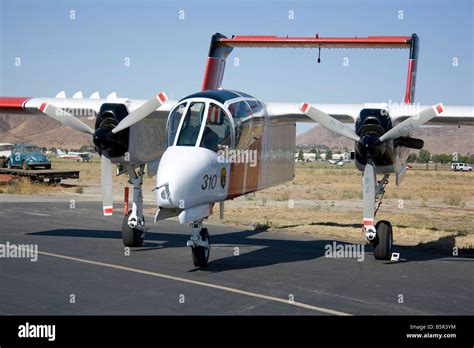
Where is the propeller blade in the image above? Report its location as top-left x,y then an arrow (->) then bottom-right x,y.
379,103 -> 444,142
38,103 -> 94,135
362,160 -> 376,227
112,92 -> 167,134
101,154 -> 113,216
300,103 -> 360,142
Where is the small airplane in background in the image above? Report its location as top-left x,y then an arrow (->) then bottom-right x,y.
57,149 -> 93,162
328,159 -> 344,166
0,33 -> 473,268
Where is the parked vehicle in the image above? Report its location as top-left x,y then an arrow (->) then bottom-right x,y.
451,162 -> 472,172
6,144 -> 51,170
0,143 -> 14,167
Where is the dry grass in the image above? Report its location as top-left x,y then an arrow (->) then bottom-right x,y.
0,177 -> 62,195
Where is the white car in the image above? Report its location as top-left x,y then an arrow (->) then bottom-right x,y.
451,162 -> 472,172
0,143 -> 14,167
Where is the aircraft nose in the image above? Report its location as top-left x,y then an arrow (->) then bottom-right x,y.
156,146 -> 215,209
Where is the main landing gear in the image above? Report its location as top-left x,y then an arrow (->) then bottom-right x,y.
122,165 -> 146,247
362,160 -> 393,260
187,221 -> 211,267
372,220 -> 393,260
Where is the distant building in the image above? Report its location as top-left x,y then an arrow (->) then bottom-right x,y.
332,152 -> 350,161
295,152 -> 317,162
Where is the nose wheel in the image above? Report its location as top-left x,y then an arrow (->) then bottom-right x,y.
187,223 -> 211,267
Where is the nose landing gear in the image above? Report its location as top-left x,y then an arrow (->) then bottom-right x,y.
187,221 -> 211,267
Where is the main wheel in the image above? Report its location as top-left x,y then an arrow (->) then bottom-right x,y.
122,211 -> 145,247
22,161 -> 30,170
191,228 -> 210,267
373,220 -> 392,260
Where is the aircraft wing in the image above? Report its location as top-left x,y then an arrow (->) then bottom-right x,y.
264,102 -> 474,126
0,96 -> 175,120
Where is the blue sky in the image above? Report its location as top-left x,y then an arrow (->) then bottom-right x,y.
1,0 -> 472,133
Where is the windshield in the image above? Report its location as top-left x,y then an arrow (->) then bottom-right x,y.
24,146 -> 42,153
0,145 -> 13,151
176,102 -> 206,146
168,102 -> 187,146
200,103 -> 232,152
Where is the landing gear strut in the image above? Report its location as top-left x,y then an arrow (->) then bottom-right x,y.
121,165 -> 146,247
362,160 -> 393,260
187,221 -> 211,267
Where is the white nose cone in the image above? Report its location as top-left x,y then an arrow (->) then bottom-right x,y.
157,146 -> 216,209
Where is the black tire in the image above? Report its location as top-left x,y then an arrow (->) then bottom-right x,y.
373,220 -> 392,260
122,211 -> 145,247
22,161 -> 30,170
191,228 -> 210,267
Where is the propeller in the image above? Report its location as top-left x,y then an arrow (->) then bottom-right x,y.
101,154 -> 113,216
112,92 -> 167,134
379,103 -> 443,142
300,103 -> 360,142
300,101 -> 444,241
300,102 -> 444,144
38,91 -> 168,216
39,103 -> 94,134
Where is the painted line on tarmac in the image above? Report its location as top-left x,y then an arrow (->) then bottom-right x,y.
34,248 -> 351,316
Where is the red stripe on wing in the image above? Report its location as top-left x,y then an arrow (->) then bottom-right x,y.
0,97 -> 31,109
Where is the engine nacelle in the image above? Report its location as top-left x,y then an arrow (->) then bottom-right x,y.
354,108 -> 395,167
93,102 -> 169,167
93,103 -> 129,158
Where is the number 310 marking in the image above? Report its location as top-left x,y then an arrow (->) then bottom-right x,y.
202,174 -> 217,190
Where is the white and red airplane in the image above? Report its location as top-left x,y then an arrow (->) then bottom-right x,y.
1,33 -> 473,267
56,149 -> 93,162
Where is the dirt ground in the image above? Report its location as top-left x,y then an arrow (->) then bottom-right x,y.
1,157 -> 473,252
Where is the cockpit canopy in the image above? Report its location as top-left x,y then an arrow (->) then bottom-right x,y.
167,90 -> 265,152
